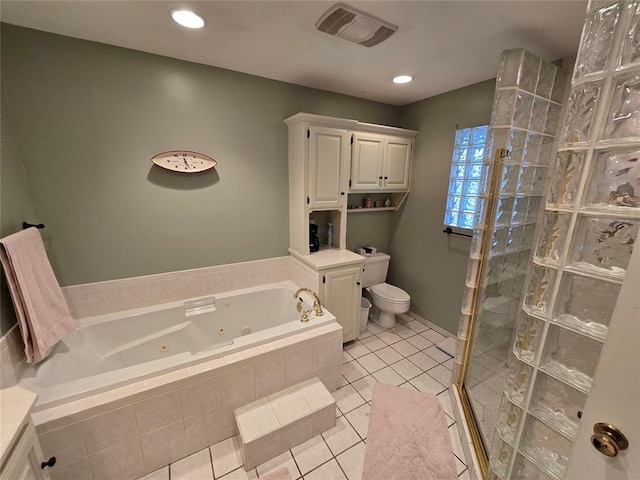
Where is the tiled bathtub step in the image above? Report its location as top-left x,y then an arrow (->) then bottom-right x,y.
235,377 -> 336,470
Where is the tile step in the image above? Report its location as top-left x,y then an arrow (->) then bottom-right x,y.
235,377 -> 336,470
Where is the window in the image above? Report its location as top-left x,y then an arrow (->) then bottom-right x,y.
444,125 -> 488,230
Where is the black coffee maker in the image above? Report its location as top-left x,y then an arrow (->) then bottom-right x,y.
309,224 -> 320,252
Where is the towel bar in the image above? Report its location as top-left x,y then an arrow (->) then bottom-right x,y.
23,222 -> 45,230
443,226 -> 472,238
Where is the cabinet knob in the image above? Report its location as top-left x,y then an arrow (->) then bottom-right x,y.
384,176 -> 388,180
341,192 -> 345,195
356,281 -> 361,286
379,176 -> 383,180
41,457 -> 57,469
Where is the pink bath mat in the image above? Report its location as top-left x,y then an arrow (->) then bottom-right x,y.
362,383 -> 458,480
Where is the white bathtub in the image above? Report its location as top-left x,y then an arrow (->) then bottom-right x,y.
19,280 -> 335,409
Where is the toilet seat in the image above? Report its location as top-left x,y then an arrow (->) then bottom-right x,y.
369,283 -> 410,303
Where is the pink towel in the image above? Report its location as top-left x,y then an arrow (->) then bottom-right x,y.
0,228 -> 75,363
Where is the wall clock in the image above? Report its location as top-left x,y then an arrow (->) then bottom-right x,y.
151,150 -> 217,173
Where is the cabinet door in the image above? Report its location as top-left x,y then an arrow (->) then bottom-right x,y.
308,126 -> 349,209
382,136 -> 412,191
1,423 -> 51,480
350,133 -> 384,191
322,265 -> 362,343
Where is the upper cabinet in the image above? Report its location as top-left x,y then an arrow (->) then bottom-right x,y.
350,133 -> 412,192
308,126 -> 350,210
285,113 -> 416,255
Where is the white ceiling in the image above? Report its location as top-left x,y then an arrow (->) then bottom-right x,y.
0,1 -> 588,106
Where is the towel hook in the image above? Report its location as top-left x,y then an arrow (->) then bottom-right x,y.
23,222 -> 45,230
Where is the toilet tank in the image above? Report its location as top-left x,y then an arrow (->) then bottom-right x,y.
361,252 -> 390,288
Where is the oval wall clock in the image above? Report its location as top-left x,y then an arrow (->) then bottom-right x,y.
151,150 -> 217,173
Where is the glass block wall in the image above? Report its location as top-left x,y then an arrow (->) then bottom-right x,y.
454,48 -> 566,452
489,1 -> 640,479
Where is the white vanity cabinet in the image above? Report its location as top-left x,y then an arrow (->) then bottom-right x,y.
350,133 -> 413,192
290,251 -> 364,343
1,387 -> 51,480
320,264 -> 363,343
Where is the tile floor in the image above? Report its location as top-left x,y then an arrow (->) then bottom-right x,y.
137,314 -> 470,480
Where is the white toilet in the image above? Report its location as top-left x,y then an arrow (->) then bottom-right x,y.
361,252 -> 410,328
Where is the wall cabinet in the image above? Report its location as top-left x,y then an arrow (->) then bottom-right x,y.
350,133 -> 412,192
308,126 -> 350,210
321,264 -> 363,342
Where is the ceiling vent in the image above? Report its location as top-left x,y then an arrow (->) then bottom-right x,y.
315,3 -> 398,47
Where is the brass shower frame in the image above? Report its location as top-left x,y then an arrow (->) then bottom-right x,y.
453,146 -> 510,479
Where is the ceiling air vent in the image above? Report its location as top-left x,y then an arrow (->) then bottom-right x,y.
315,3 -> 398,47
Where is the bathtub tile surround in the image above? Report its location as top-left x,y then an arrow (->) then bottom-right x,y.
62,256 -> 291,320
0,324 -> 28,389
30,322 -> 341,479
136,317 -> 470,480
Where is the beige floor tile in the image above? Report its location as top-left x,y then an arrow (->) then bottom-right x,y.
343,404 -> 370,440
371,366 -> 404,387
350,375 -> 377,402
373,346 -> 403,366
424,345 -> 453,363
336,441 -> 366,480
405,334 -> 433,351
304,459 -> 347,480
333,384 -> 366,414
390,358 -> 422,380
359,335 -> 386,352
355,353 -> 386,374
136,467 -> 168,480
341,360 -> 368,383
256,451 -> 300,479
322,417 -> 361,456
218,466 -> 258,479
407,351 -> 438,371
170,449 -> 213,480
291,435 -> 333,475
343,341 -> 369,359
390,340 -> 419,358
210,437 -> 243,478
409,373 -> 446,395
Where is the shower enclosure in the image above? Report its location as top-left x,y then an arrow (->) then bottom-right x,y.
453,1 -> 640,479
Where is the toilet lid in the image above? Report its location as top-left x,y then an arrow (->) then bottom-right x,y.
370,283 -> 410,303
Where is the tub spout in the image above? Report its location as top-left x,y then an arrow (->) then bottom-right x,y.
293,288 -> 323,316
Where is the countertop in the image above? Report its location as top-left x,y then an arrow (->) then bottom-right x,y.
0,386 -> 38,466
289,248 -> 365,270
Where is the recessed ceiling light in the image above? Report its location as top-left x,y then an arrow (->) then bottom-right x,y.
170,9 -> 206,29
393,75 -> 413,84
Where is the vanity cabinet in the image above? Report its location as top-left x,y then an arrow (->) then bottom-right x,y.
0,387 -> 51,480
320,264 -> 363,342
350,133 -> 412,192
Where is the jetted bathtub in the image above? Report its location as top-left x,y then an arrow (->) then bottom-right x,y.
19,280 -> 335,409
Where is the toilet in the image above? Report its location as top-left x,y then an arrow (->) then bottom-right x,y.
361,252 -> 410,328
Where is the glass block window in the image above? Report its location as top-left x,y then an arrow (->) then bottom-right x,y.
444,125 -> 489,229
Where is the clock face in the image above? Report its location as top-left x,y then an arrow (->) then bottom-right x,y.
151,151 -> 217,173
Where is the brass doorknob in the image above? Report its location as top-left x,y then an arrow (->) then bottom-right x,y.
591,423 -> 629,457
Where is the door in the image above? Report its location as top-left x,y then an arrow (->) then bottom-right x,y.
564,242 -> 640,479
308,126 -> 349,210
350,133 -> 384,191
382,136 -> 411,191
321,265 -> 362,343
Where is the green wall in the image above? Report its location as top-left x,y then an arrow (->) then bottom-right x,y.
1,24 -> 399,292
390,79 -> 496,334
1,87 -> 38,333
1,24 -> 496,337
